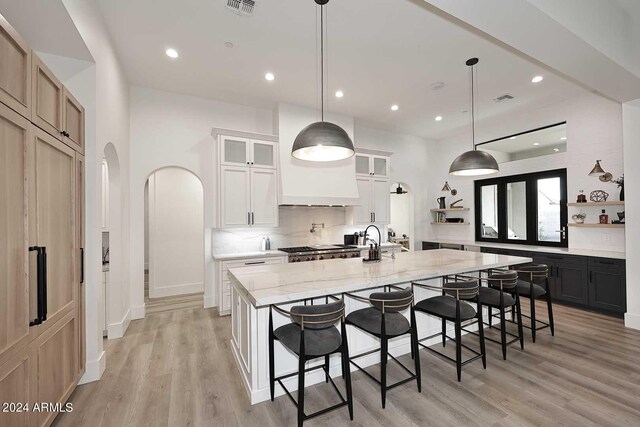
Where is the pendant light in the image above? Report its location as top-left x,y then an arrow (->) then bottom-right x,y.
588,160 -> 605,176
292,0 -> 355,162
449,58 -> 499,176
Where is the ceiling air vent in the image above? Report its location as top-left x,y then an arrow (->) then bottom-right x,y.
227,0 -> 256,16
494,94 -> 514,103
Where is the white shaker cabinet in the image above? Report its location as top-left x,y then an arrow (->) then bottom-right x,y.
349,149 -> 392,225
214,129 -> 279,229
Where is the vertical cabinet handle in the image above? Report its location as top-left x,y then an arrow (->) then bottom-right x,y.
373,212 -> 376,222
248,212 -> 251,225
251,212 -> 254,225
29,246 -> 48,326
80,248 -> 85,284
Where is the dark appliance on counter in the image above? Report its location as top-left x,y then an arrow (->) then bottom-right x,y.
279,245 -> 360,263
343,233 -> 358,246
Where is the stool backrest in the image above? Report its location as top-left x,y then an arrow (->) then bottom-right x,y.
488,270 -> 518,290
517,264 -> 548,283
369,288 -> 413,313
445,279 -> 479,300
290,299 -> 344,330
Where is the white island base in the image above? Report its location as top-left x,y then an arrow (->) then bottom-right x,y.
228,250 -> 531,404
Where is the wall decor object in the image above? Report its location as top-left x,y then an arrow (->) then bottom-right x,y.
441,181 -> 458,196
450,199 -> 464,208
599,172 -> 613,182
576,190 -> 587,203
612,211 -> 625,224
588,160 -> 606,176
571,213 -> 586,224
589,190 -> 609,202
599,209 -> 609,224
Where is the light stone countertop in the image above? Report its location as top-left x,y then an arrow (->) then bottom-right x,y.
423,239 -> 625,260
212,250 -> 288,261
228,249 -> 531,307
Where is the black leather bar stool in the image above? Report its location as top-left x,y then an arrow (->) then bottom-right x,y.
343,286 -> 420,409
466,270 -> 524,360
269,298 -> 353,427
412,276 -> 485,381
513,264 -> 555,342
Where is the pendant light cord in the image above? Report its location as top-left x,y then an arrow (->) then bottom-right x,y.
321,3 -> 324,122
471,62 -> 475,150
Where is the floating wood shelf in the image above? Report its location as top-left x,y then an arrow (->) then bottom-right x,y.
567,202 -> 624,207
430,222 -> 470,225
567,223 -> 625,228
430,208 -> 470,212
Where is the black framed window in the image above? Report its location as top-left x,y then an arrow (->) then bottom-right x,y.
474,169 -> 567,247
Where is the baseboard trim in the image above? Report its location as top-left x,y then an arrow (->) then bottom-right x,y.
107,309 -> 131,339
131,304 -> 146,320
625,312 -> 640,330
204,295 -> 216,309
79,350 -> 106,384
149,281 -> 204,299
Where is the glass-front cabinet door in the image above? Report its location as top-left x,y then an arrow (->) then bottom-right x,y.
372,156 -> 389,177
250,140 -> 276,169
355,154 -> 370,176
221,136 -> 250,166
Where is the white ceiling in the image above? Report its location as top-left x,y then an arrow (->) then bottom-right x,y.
96,0 -> 587,139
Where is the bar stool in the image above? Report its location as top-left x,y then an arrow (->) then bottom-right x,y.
468,270 -> 524,360
513,264 -> 555,342
269,298 -> 353,427
412,276 -> 485,381
343,286 -> 420,409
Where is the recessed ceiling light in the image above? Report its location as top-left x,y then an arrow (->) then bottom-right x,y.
224,41 -> 234,48
560,137 -> 567,141
510,136 -> 517,140
391,105 -> 399,111
335,90 -> 344,98
533,142 -> 540,146
431,82 -> 445,91
165,48 -> 179,58
265,72 -> 275,81
435,116 -> 443,121
553,148 -> 560,152
531,75 -> 544,83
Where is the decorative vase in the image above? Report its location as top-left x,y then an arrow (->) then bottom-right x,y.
620,185 -> 624,202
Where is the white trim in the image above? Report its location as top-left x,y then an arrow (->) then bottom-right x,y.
211,127 -> 278,142
355,147 -> 393,157
204,294 -> 216,309
624,312 -> 640,330
78,350 -> 106,384
131,303 -> 145,320
107,309 -> 131,339
149,282 -> 204,299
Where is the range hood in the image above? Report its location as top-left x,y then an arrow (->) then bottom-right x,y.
277,103 -> 360,206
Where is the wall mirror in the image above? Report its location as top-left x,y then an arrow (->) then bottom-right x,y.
476,122 -> 566,163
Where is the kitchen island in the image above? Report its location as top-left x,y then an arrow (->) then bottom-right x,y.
228,249 -> 531,404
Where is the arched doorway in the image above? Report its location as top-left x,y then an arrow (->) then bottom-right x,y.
389,182 -> 414,251
144,167 -> 204,313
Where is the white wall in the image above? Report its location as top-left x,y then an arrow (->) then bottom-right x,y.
147,168 -> 204,298
425,92 -> 625,252
129,86 -> 273,316
622,99 -> 640,329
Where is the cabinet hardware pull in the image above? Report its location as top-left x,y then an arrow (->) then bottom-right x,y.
373,212 -> 376,222
251,212 -> 254,225
80,248 -> 84,284
248,212 -> 251,225
29,246 -> 48,326
245,261 -> 266,265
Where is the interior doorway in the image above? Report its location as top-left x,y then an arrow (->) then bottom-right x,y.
389,182 -> 413,251
144,167 -> 204,314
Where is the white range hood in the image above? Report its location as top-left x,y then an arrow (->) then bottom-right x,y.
277,103 -> 360,206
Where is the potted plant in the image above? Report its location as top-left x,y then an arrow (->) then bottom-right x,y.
612,175 -> 624,201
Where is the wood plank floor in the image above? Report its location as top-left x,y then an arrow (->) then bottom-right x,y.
53,302 -> 640,427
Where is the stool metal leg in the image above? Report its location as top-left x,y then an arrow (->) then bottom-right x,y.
455,302 -> 462,382
476,299 -> 486,369
297,334 -> 306,427
380,336 -> 388,408
441,318 -> 446,347
515,291 -> 524,350
546,277 -> 555,336
324,355 -> 330,383
341,322 -> 354,420
410,307 -> 422,393
530,293 -> 537,343
269,309 -> 275,401
499,292 -> 507,360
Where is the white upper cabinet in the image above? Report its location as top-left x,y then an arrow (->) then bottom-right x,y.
348,150 -> 391,225
355,153 -> 389,178
215,130 -> 279,228
221,136 -> 276,169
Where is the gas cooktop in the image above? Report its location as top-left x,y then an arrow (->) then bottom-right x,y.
278,245 -> 358,254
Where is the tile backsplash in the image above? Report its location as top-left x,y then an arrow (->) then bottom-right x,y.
211,207 -> 386,254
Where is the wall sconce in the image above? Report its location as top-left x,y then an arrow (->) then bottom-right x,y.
588,160 -> 605,176
441,181 -> 457,196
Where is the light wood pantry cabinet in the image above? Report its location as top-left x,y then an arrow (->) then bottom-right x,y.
214,129 -> 279,228
0,14 -> 32,119
31,54 -> 63,141
349,149 -> 391,225
0,15 -> 85,427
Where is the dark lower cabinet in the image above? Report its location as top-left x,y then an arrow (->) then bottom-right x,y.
422,241 -> 440,250
477,246 -> 626,315
588,258 -> 626,312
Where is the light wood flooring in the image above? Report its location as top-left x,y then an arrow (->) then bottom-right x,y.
53,302 -> 640,427
144,271 -> 203,314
